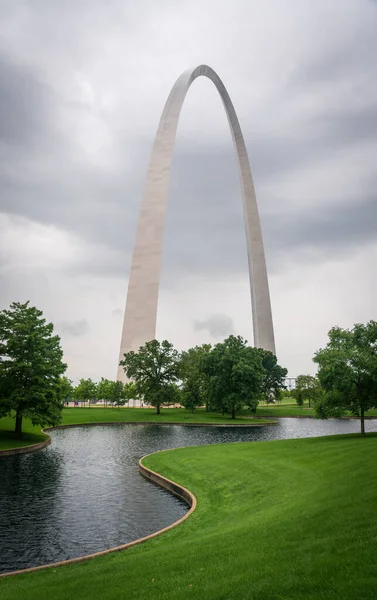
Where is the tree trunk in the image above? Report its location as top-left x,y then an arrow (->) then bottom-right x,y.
232,408 -> 235,419
360,406 -> 365,437
15,412 -> 23,439
156,405 -> 160,415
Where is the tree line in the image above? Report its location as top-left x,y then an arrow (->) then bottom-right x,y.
120,337 -> 288,417
61,335 -> 288,418
1,301 -> 376,438
61,377 -> 136,409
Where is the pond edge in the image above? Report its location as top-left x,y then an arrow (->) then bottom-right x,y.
0,419 -> 276,458
0,448 -> 197,578
0,436 -> 51,458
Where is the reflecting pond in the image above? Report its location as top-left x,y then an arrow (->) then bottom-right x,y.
1,417 -> 376,574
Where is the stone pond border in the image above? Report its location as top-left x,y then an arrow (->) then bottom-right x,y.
0,436 -> 51,458
0,448 -> 197,579
0,419 -> 276,575
1,415 -> 374,577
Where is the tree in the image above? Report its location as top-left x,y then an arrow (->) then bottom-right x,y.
313,322 -> 377,436
256,349 -> 287,404
96,377 -> 113,408
74,378 -> 97,408
0,301 -> 67,438
109,380 -> 125,409
179,344 -> 212,412
123,381 -> 138,407
205,335 -> 264,419
59,376 -> 74,405
293,375 -> 322,408
281,389 -> 295,401
120,340 -> 180,414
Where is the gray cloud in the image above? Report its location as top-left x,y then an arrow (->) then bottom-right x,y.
0,55 -> 55,147
193,314 -> 234,338
57,319 -> 90,337
0,0 -> 376,380
1,7 -> 377,284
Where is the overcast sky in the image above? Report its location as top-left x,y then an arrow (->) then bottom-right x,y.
1,0 -> 376,383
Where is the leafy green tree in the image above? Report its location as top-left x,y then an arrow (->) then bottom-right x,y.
96,377 -> 113,408
256,349 -> 287,404
109,380 -> 125,409
59,376 -> 74,405
313,321 -> 377,436
293,375 -> 322,408
74,378 -> 97,408
120,339 -> 180,414
205,335 -> 264,419
179,344 -> 212,412
123,381 -> 138,407
0,301 -> 67,438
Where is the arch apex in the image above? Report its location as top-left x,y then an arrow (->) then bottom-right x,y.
117,66 -> 275,382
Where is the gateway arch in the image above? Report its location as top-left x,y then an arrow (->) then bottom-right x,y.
117,65 -> 275,382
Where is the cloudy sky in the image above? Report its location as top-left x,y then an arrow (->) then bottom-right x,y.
1,0 -> 376,383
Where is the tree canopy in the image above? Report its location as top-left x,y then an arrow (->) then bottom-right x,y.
293,375 -> 322,408
0,301 -> 67,437
96,377 -> 113,407
120,340 -> 181,414
313,321 -> 377,435
179,344 -> 212,412
256,348 -> 288,404
109,380 -> 126,409
74,378 -> 97,407
59,376 -> 74,404
205,335 -> 264,418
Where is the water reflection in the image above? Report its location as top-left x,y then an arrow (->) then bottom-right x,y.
0,417 -> 375,573
0,449 -> 62,571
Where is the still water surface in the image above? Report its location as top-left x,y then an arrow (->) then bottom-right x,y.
1,417 -> 376,573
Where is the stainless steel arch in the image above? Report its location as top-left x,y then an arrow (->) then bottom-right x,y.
117,65 -> 275,381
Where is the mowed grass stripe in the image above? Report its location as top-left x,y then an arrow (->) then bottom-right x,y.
1,434 -> 376,599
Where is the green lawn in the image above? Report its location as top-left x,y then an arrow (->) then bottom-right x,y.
256,404 -> 316,417
1,433 -> 376,599
2,404 -> 376,451
256,404 -> 377,418
59,407 -> 272,426
0,416 -> 49,450
0,408 -> 271,451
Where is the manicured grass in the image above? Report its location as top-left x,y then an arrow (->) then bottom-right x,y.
256,404 -> 316,417
0,416 -> 49,450
1,433 -> 376,599
58,407 -> 271,426
256,404 -> 377,418
0,408 -> 271,451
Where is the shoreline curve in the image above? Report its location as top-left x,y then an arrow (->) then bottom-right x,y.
0,448 -> 197,579
2,412 -> 372,457
0,419 -> 276,459
0,436 -> 51,458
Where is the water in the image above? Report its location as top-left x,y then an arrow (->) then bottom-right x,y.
0,417 -> 375,574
